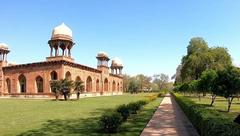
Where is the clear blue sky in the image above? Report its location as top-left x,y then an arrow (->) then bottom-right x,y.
1,0 -> 240,78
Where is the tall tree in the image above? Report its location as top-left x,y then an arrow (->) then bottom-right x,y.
74,80 -> 84,100
179,37 -> 232,83
123,74 -> 131,92
153,74 -> 169,90
198,69 -> 218,104
50,80 -> 61,100
128,79 -> 140,93
216,67 -> 240,112
50,79 -> 73,101
136,74 -> 152,92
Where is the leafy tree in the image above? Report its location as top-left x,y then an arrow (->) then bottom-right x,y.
50,80 -> 61,100
74,80 -> 84,100
179,37 -> 232,84
60,79 -> 73,101
180,37 -> 209,81
123,74 -> 131,92
136,74 -> 152,92
153,74 -> 169,90
198,70 -> 218,104
216,67 -> 240,112
128,80 -> 140,94
178,82 -> 189,96
209,47 -> 232,71
50,79 -> 73,101
189,80 -> 201,100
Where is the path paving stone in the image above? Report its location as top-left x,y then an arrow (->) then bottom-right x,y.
140,94 -> 199,136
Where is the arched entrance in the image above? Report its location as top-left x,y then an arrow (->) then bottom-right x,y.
50,71 -> 58,80
96,79 -> 100,92
6,78 -> 11,93
65,71 -> 71,80
86,76 -> 92,92
104,78 -> 108,92
117,83 -> 120,92
36,76 -> 43,93
75,76 -> 81,81
112,81 -> 116,91
18,74 -> 26,93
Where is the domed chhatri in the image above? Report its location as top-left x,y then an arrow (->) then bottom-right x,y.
96,51 -> 110,70
0,43 -> 9,50
0,43 -> 10,62
111,57 -> 123,75
97,51 -> 109,58
48,23 -> 75,60
112,57 -> 123,67
51,23 -> 73,41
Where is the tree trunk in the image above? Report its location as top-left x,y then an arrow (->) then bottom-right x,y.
203,92 -> 206,97
198,93 -> 201,101
227,97 -> 234,112
210,94 -> 216,106
55,95 -> 59,101
77,92 -> 80,100
63,93 -> 67,101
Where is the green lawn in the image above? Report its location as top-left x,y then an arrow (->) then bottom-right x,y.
185,95 -> 240,119
0,93 -> 162,136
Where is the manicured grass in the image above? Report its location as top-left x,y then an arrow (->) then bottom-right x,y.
0,93 -> 161,136
184,94 -> 240,119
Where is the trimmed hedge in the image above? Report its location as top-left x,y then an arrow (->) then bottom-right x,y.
99,111 -> 123,133
173,93 -> 240,136
99,95 -> 158,133
116,104 -> 130,121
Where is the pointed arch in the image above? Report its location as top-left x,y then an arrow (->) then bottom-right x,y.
117,83 -> 120,92
36,76 -> 44,93
18,74 -> 26,93
75,76 -> 81,81
104,78 -> 108,92
50,71 -> 58,80
86,76 -> 92,92
112,81 -> 116,91
65,71 -> 71,80
6,78 -> 11,93
96,79 -> 100,92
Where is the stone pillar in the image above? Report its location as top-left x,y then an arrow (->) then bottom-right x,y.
50,46 -> 53,57
119,68 -> 122,75
111,69 -> 114,74
68,48 -> 71,57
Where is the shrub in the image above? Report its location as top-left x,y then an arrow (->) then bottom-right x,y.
99,111 -> 123,133
173,93 -> 240,136
127,102 -> 142,114
137,100 -> 148,106
234,114 -> 240,124
116,104 -> 130,121
145,95 -> 157,102
157,93 -> 163,97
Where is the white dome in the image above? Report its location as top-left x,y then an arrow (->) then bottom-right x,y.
0,43 -> 9,49
97,51 -> 108,57
52,23 -> 72,38
112,57 -> 123,66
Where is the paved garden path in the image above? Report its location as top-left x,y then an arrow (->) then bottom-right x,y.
140,94 -> 199,136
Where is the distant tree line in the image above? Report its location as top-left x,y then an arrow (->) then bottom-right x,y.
123,73 -> 173,93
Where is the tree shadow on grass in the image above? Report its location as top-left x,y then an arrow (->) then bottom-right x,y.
18,101 -> 159,136
17,108 -> 114,136
17,117 -> 102,136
